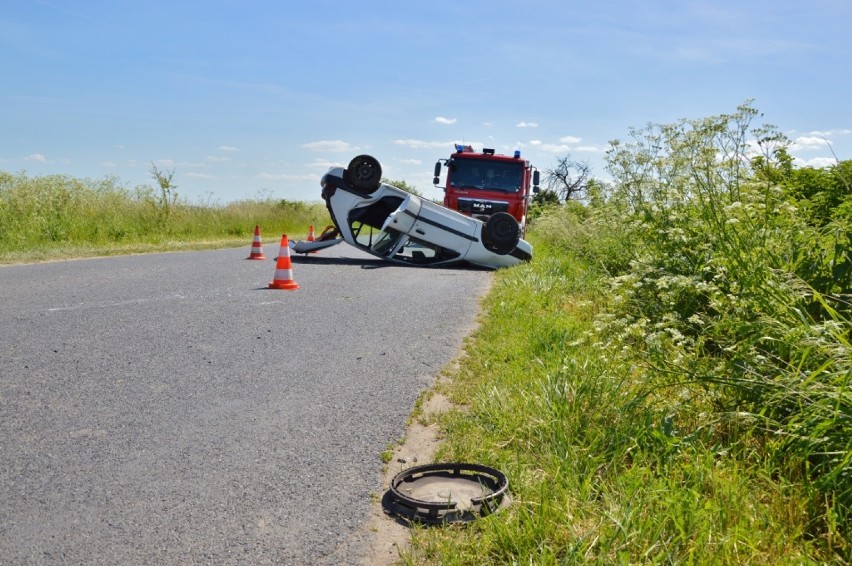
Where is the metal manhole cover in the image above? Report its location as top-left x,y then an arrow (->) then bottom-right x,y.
384,462 -> 510,524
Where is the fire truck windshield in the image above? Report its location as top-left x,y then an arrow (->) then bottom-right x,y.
448,159 -> 524,193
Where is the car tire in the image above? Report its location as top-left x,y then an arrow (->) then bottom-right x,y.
345,155 -> 382,193
482,212 -> 520,255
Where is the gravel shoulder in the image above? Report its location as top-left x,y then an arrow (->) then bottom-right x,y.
360,387 -> 455,565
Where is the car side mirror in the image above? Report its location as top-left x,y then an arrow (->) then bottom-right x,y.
433,162 -> 442,185
532,170 -> 540,192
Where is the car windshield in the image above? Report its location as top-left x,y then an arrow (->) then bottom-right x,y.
368,227 -> 404,255
347,196 -> 406,255
350,223 -> 461,265
345,195 -> 463,265
448,159 -> 524,193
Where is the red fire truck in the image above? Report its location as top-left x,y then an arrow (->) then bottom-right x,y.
433,145 -> 540,234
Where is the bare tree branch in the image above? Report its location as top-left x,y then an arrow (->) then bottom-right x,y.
545,156 -> 591,201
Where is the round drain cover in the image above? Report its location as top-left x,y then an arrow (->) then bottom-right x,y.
385,463 -> 510,524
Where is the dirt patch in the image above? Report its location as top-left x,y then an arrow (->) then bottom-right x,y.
358,388 -> 455,565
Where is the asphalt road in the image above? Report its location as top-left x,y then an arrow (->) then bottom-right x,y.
0,242 -> 491,565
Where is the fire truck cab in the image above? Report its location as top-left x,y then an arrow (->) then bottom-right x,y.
434,145 -> 539,234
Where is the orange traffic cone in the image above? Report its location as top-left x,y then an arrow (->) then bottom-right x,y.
306,224 -> 320,254
268,235 -> 300,290
246,225 -> 267,260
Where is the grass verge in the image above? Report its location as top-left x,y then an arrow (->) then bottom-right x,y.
0,171 -> 330,264
400,238 -> 847,565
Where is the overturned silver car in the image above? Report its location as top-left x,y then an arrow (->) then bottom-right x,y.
291,155 -> 532,269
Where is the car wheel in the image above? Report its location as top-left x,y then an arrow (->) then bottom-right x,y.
482,212 -> 520,255
345,155 -> 382,193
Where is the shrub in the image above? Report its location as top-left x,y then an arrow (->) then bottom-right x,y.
558,101 -> 851,548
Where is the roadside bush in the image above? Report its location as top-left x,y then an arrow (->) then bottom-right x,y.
583,102 -> 851,551
405,103 -> 849,564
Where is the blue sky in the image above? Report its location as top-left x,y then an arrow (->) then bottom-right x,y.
2,0 -> 850,203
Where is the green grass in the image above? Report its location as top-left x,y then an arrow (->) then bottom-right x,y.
402,239 -> 847,565
399,105 -> 850,564
0,170 -> 331,263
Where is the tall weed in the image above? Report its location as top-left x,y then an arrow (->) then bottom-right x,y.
584,102 -> 851,552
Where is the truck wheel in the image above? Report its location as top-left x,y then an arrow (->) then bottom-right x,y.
345,155 -> 382,193
482,212 -> 520,255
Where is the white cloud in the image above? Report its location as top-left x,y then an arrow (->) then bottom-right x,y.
258,172 -> 318,182
807,129 -> 852,137
529,140 -> 542,146
101,161 -> 117,168
560,135 -> 582,144
206,156 -> 231,162
576,145 -> 602,152
394,139 -> 459,149
219,145 -> 239,152
516,121 -> 539,128
302,140 -> 357,152
790,136 -> 832,151
794,156 -> 837,168
308,158 -> 344,169
434,116 -> 457,125
25,153 -> 46,162
539,144 -> 573,153
152,159 -> 209,169
744,139 -> 763,157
